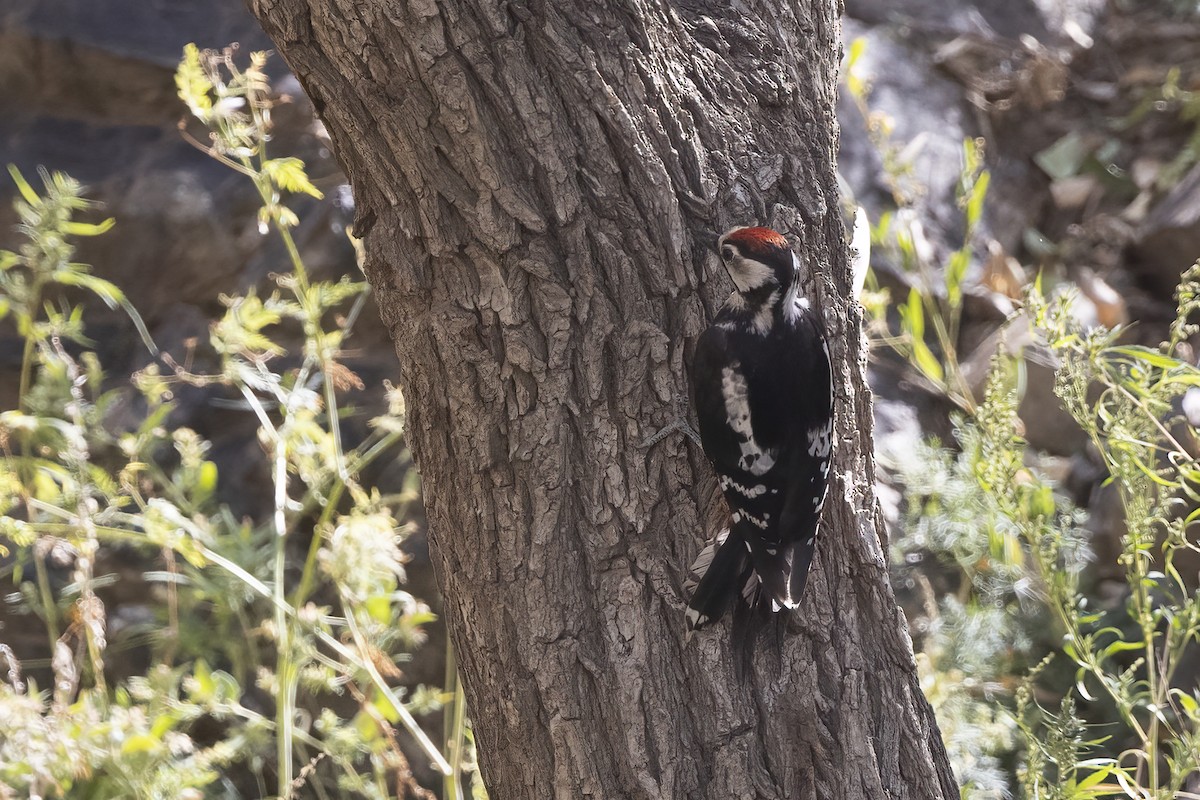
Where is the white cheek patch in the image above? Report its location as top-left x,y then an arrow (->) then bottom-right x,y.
720,365 -> 777,475
728,255 -> 775,292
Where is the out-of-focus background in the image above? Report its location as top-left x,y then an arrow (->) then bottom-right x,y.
3,0 -> 1200,797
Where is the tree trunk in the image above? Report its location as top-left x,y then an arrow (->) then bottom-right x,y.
247,1 -> 958,797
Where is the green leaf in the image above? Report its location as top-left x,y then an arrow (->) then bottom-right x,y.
150,712 -> 177,739
846,37 -> 868,73
1106,345 -> 1187,371
1076,766 -> 1113,791
194,460 -> 218,505
175,43 -> 214,120
407,608 -> 438,627
52,270 -> 126,309
276,206 -> 300,228
7,164 -> 40,205
191,658 -> 216,701
121,733 -> 161,755
945,249 -> 969,308
845,37 -> 869,100
912,338 -> 944,384
263,157 -> 324,199
966,170 -> 990,229
365,594 -> 393,623
902,286 -> 925,340
1171,688 -> 1199,715
372,690 -> 402,723
1101,639 -> 1144,658
64,218 -> 116,237
353,709 -> 381,741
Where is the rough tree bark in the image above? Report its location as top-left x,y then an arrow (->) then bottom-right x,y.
248,1 -> 958,797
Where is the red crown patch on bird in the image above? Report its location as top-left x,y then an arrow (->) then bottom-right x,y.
724,226 -> 789,257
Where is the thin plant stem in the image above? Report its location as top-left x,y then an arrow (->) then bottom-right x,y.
273,431 -> 295,797
444,643 -> 463,800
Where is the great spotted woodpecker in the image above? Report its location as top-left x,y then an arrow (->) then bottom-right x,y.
684,226 -> 833,632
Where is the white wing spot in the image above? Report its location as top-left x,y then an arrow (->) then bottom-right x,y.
723,477 -> 767,498
807,421 -> 833,458
732,508 -> 769,530
721,366 -> 777,475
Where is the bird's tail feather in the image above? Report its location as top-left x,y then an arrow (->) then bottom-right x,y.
730,587 -> 781,682
685,530 -> 787,681
684,529 -> 752,631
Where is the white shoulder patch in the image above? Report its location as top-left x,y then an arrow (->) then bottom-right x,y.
807,421 -> 833,458
750,290 -> 779,335
783,280 -> 810,325
720,365 -> 777,475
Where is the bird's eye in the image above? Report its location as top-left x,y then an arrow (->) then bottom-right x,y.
721,246 -> 735,261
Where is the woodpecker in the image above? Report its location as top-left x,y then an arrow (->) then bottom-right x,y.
684,226 -> 833,633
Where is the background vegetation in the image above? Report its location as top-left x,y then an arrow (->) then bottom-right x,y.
0,48 -> 481,800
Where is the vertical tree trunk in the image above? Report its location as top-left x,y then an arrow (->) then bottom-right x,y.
247,1 -> 958,797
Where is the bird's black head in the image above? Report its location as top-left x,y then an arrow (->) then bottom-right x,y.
716,227 -> 798,293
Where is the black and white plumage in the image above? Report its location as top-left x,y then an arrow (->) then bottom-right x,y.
684,226 -> 834,632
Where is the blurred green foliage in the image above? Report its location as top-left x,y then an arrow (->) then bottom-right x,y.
0,46 -> 483,800
850,30 -> 1200,799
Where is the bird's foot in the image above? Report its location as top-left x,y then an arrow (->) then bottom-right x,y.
641,416 -> 702,448
640,392 -> 703,449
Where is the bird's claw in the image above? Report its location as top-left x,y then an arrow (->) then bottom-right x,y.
640,416 -> 702,448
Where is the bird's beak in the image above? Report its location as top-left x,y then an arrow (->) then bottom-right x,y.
695,228 -> 720,254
